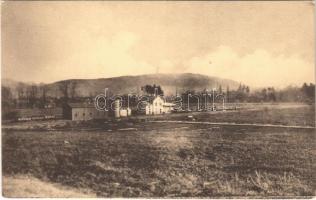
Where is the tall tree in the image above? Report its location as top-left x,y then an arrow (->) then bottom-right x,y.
58,81 -> 71,104
26,84 -> 38,107
226,86 -> 230,103
39,84 -> 49,108
141,84 -> 164,96
17,83 -> 25,99
70,82 -> 77,99
218,85 -> 222,94
2,86 -> 12,109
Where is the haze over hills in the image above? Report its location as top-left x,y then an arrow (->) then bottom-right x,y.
3,73 -> 240,97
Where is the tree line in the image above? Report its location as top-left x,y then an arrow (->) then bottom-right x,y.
178,83 -> 315,104
2,82 -> 315,110
2,81 -> 79,109
226,83 -> 315,103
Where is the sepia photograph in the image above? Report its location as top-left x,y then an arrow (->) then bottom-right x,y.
1,1 -> 315,198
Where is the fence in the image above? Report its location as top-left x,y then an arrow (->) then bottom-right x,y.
4,108 -> 63,121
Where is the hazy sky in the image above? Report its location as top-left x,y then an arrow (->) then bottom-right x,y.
2,1 -> 315,87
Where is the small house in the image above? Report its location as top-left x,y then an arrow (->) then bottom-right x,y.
145,96 -> 165,115
63,103 -> 108,121
145,96 -> 175,115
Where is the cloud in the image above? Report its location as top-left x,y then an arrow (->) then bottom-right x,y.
3,2 -> 314,85
43,31 -> 155,82
186,46 -> 314,87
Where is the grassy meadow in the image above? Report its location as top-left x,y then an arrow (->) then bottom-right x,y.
2,104 -> 315,197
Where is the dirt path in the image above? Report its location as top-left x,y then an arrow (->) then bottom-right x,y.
149,120 -> 315,129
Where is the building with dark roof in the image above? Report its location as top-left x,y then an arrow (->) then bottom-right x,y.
63,103 -> 108,121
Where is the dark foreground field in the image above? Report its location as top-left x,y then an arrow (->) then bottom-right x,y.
2,105 -> 316,197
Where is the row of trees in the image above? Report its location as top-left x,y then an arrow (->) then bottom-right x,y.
177,83 -> 315,103
228,83 -> 315,103
2,82 -> 315,110
2,81 -> 79,109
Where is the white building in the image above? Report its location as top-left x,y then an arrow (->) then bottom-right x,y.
163,102 -> 176,113
145,96 -> 175,115
114,99 -> 131,118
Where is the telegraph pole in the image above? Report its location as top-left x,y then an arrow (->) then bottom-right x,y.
127,94 -> 130,110
205,89 -> 208,111
212,88 -> 216,111
222,97 -> 225,111
187,93 -> 191,111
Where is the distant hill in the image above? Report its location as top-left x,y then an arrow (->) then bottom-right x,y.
3,73 -> 240,97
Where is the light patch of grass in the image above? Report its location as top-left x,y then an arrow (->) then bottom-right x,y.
3,175 -> 96,198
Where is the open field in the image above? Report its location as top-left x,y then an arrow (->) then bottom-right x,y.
2,104 -> 316,197
2,103 -> 314,131
140,103 -> 315,127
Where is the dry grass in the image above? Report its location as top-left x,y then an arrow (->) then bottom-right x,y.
144,104 -> 315,127
3,175 -> 96,198
2,105 -> 315,197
